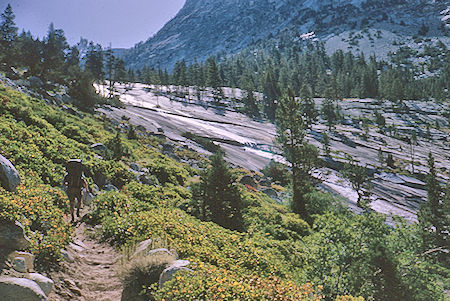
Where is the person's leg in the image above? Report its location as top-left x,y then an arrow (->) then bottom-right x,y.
67,190 -> 76,222
75,189 -> 82,218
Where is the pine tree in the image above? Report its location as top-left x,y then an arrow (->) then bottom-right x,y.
262,69 -> 280,121
114,58 -> 127,83
42,23 -> 68,82
321,88 -> 338,131
276,88 -> 318,218
17,31 -> 42,76
206,57 -> 222,102
299,84 -> 317,129
0,4 -> 18,67
85,42 -> 104,82
104,45 -> 115,98
418,153 -> 448,262
342,156 -> 374,209
192,150 -> 243,231
322,132 -> 331,157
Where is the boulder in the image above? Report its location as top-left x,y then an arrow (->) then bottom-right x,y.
0,276 -> 47,301
104,184 -> 118,192
159,260 -> 192,288
129,163 -> 140,172
8,251 -> 35,272
12,257 -> 27,273
132,239 -> 152,258
261,188 -> 278,199
148,248 -> 175,258
28,76 -> 43,89
0,221 -> 30,250
26,273 -> 53,296
0,154 -> 21,192
239,175 -> 257,188
90,143 -> 106,152
259,178 -> 272,187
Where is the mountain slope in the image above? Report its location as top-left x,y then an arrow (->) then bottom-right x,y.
121,0 -> 449,70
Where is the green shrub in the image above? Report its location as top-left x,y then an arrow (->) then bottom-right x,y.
145,157 -> 189,185
261,160 -> 290,186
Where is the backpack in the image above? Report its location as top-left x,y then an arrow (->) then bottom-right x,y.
65,159 -> 84,189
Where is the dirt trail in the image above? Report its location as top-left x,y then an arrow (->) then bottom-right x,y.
48,210 -> 123,301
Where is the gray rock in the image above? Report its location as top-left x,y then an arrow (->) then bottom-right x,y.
12,257 -> 27,273
28,76 -> 43,89
239,175 -> 257,188
27,273 -> 53,296
261,188 -> 278,199
8,251 -> 35,272
162,142 -> 175,154
159,260 -> 192,288
90,143 -> 106,152
0,154 -> 21,192
130,163 -> 140,172
0,221 -> 30,250
0,276 -> 47,301
132,239 -> 152,258
148,248 -> 175,258
259,178 -> 272,187
104,184 -> 118,192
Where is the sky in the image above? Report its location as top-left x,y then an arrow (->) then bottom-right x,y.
1,0 -> 185,48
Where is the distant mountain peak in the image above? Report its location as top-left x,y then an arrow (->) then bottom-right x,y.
121,0 -> 449,70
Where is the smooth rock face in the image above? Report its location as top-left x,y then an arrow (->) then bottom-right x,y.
27,273 -> 54,296
158,260 -> 192,288
0,154 -> 21,192
0,221 -> 30,250
0,276 -> 47,301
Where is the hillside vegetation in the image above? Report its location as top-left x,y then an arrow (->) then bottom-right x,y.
0,78 -> 448,300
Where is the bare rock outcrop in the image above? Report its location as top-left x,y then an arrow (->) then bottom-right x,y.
0,154 -> 21,192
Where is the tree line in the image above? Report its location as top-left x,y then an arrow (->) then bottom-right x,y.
0,4 -> 132,109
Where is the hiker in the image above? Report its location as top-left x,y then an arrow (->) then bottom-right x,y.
63,159 -> 89,222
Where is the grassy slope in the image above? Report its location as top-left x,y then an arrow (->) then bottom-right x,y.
0,84 -> 340,300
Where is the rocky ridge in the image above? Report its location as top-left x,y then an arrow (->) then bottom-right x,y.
121,0 -> 449,70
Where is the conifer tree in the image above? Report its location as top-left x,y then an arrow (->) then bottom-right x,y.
85,42 -> 104,82
342,156 -> 374,209
321,88 -> 338,131
192,150 -> 243,231
0,4 -> 18,67
262,69 -> 280,121
299,84 -> 317,129
104,45 -> 115,97
418,153 -> 448,262
276,88 -> 318,218
42,23 -> 68,82
206,57 -> 222,102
